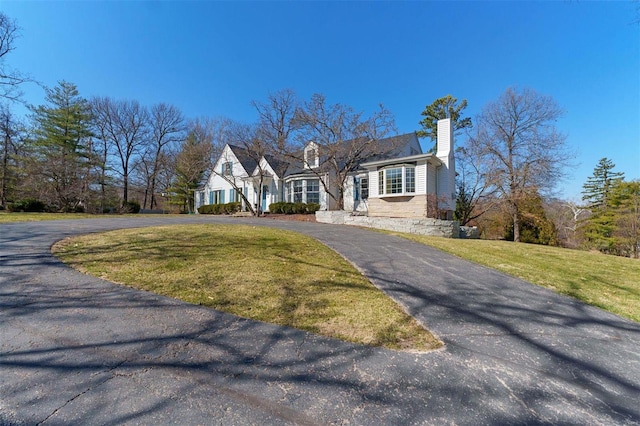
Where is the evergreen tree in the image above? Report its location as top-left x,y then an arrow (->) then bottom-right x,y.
581,158 -> 625,253
30,81 -> 94,211
417,95 -> 472,152
609,181 -> 640,258
171,132 -> 212,213
582,158 -> 624,210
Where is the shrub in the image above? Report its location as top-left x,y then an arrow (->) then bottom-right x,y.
8,199 -> 47,212
122,200 -> 141,214
269,202 -> 283,214
267,202 -> 318,214
224,202 -> 241,214
282,202 -> 295,214
293,202 -> 307,214
197,205 -> 214,214
306,203 -> 320,213
198,202 -> 241,215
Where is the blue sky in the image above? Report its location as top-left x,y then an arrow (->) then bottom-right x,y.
1,0 -> 638,200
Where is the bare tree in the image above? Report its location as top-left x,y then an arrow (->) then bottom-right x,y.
236,89 -> 301,215
0,13 -> 31,102
0,104 -> 20,207
145,103 -> 184,209
226,122 -> 271,216
253,88 -> 299,153
454,144 -> 494,225
187,116 -> 232,171
468,87 -> 571,242
544,198 -> 589,248
89,98 -> 114,212
91,97 -> 149,204
293,93 -> 397,210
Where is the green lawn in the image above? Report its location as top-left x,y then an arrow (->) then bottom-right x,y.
387,232 -> 640,322
53,224 -> 442,352
0,212 -> 98,222
0,212 -> 182,223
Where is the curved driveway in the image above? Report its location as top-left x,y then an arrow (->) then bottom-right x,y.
1,216 -> 639,425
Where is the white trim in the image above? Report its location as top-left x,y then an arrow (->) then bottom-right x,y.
376,165 -> 416,197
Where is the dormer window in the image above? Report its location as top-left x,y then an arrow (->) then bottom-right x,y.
304,143 -> 318,168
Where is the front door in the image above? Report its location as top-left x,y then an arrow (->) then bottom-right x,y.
261,185 -> 269,212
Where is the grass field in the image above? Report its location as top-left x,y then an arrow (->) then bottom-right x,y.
53,224 -> 442,352
387,232 -> 640,322
0,212 -> 99,222
0,212 -> 183,223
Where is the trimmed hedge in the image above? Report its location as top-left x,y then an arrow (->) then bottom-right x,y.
269,202 -> 320,214
7,199 -> 47,212
198,202 -> 241,215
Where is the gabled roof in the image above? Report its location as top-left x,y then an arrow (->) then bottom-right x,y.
283,132 -> 421,177
248,154 -> 291,179
263,154 -> 290,178
227,144 -> 258,174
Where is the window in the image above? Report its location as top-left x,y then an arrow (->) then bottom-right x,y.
378,166 -> 416,196
386,167 -> 403,194
288,179 -> 319,204
222,162 -> 233,176
305,145 -> 318,168
306,179 -> 319,204
361,177 -> 369,200
293,180 -> 303,203
405,167 -> 415,193
229,188 -> 244,203
355,177 -> 368,201
227,188 -> 243,203
306,149 -> 316,168
210,190 -> 225,204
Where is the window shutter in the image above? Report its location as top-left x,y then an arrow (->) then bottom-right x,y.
221,190 -> 225,204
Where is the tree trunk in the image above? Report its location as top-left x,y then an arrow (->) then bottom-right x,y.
123,173 -> 128,203
1,130 -> 8,209
256,175 -> 264,216
512,210 -> 520,242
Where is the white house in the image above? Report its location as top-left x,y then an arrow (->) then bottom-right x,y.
361,118 -> 455,219
196,119 -> 456,219
195,144 -> 256,211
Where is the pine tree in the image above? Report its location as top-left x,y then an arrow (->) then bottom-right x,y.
171,132 -> 212,213
417,95 -> 472,152
581,158 -> 625,254
609,181 -> 640,258
30,81 -> 94,211
582,158 -> 625,210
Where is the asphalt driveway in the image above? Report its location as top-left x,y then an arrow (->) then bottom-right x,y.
1,216 -> 639,425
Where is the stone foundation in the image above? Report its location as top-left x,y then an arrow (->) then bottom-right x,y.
367,196 -> 428,218
315,211 -> 469,238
